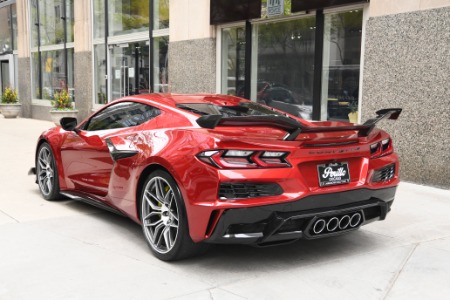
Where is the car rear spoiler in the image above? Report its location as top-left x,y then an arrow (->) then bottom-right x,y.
196,108 -> 402,141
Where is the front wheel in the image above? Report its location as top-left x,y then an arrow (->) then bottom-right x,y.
140,170 -> 207,261
36,143 -> 61,200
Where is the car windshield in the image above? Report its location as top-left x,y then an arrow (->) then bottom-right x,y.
177,102 -> 284,118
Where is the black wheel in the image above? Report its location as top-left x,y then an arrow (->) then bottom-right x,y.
36,143 -> 61,200
140,170 -> 208,261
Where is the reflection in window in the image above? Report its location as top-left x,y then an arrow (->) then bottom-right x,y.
254,17 -> 316,120
86,102 -> 161,131
93,0 -> 106,39
221,26 -> 246,97
109,42 -> 150,101
35,0 -> 74,46
153,36 -> 169,92
38,49 -> 74,100
11,4 -> 17,50
109,0 -> 150,36
93,0 -> 169,103
94,44 -> 107,104
154,0 -> 170,30
0,4 -> 17,54
321,10 -> 363,122
30,0 -> 75,100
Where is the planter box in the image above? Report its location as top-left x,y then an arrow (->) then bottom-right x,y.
50,110 -> 79,126
0,104 -> 22,118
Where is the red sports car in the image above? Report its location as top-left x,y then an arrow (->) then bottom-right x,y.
31,94 -> 401,261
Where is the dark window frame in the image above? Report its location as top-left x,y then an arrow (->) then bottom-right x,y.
82,101 -> 161,131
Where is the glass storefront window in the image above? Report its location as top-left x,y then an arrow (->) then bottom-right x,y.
31,0 -> 39,48
93,0 -> 105,39
37,0 -> 74,46
0,4 -> 17,54
153,36 -> 169,92
154,0 -> 169,30
221,26 -> 246,96
65,0 -> 74,43
109,41 -> 150,101
39,49 -> 74,100
254,17 -> 316,120
109,0 -> 150,36
321,10 -> 363,121
0,7 -> 10,54
11,4 -> 17,50
94,44 -> 107,104
30,0 -> 75,100
93,0 -> 169,104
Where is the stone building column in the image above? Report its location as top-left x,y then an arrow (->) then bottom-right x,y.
168,0 -> 216,93
73,0 -> 93,121
362,1 -> 450,188
16,0 -> 32,118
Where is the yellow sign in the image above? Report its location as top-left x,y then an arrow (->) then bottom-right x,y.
45,57 -> 53,73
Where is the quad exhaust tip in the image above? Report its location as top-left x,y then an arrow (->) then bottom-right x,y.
312,212 -> 362,235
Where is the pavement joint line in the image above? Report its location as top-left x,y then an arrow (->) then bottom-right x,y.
382,243 -> 418,300
0,209 -> 19,223
213,287 -> 249,300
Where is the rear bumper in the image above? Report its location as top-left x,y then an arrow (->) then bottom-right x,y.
206,187 -> 396,246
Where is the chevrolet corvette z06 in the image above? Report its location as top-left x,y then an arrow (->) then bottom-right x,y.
31,94 -> 401,261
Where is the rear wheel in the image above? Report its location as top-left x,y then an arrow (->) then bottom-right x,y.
140,170 -> 207,261
36,143 -> 61,200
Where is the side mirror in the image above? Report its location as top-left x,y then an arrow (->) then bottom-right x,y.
60,117 -> 78,132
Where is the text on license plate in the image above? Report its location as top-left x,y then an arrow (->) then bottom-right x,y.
317,162 -> 350,187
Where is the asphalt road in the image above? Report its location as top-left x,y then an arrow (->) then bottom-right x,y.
0,115 -> 449,300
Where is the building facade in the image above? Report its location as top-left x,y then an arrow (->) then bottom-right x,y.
2,0 -> 449,188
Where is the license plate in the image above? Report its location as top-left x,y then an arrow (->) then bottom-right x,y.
317,162 -> 350,187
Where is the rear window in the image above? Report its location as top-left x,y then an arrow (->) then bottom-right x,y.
177,102 -> 284,117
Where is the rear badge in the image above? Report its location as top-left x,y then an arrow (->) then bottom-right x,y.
318,162 -> 350,187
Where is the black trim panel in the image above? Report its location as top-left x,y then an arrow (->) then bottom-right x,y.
207,187 -> 396,245
60,191 -> 125,216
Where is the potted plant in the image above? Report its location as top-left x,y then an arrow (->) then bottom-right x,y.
50,88 -> 78,126
0,87 -> 21,118
348,100 -> 359,124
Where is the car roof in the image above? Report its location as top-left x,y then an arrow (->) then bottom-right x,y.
130,93 -> 247,107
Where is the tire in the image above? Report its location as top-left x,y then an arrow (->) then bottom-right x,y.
140,170 -> 208,261
36,143 -> 61,200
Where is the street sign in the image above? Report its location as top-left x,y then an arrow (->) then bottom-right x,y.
267,0 -> 284,17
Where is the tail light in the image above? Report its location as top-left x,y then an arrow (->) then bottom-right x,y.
197,150 -> 290,169
370,138 -> 393,158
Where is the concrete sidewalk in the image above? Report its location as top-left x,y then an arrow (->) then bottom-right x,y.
0,115 -> 449,300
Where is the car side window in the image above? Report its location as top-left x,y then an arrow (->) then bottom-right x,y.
84,101 -> 161,131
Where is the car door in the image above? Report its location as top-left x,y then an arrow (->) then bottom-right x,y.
60,101 -> 160,197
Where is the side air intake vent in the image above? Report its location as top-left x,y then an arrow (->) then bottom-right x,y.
219,182 -> 283,200
372,164 -> 395,182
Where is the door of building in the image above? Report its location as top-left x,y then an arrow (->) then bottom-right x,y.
108,41 -> 150,101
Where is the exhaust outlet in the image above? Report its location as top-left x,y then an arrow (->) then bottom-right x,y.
326,217 -> 339,232
313,219 -> 326,234
339,215 -> 351,230
350,213 -> 362,228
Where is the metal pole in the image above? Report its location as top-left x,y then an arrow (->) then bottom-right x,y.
244,20 -> 252,100
312,10 -> 325,120
105,0 -> 109,101
149,0 -> 154,92
62,0 -> 68,90
35,0 -> 42,99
